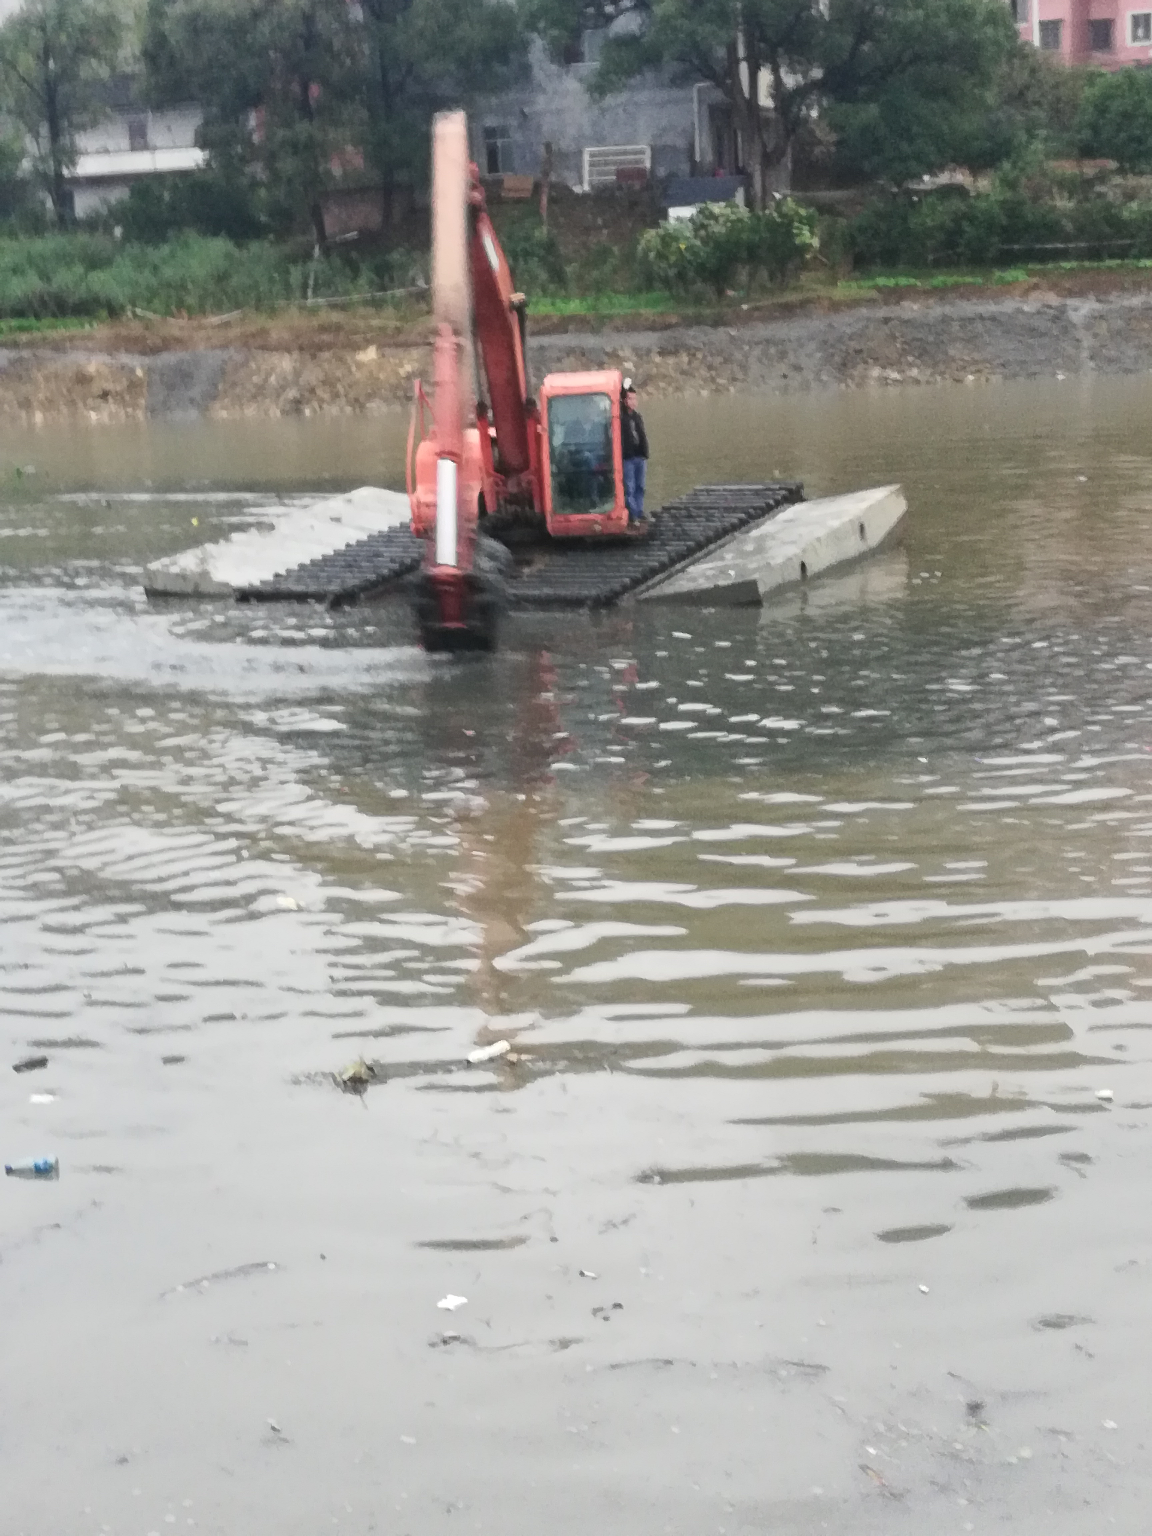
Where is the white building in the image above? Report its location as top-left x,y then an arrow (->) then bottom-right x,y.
66,104 -> 204,219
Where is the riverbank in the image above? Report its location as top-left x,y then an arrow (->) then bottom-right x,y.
6,273 -> 1152,422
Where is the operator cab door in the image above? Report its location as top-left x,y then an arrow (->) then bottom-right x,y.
539,377 -> 628,537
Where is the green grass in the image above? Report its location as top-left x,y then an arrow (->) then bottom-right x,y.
0,232 -> 402,320
0,314 -> 98,335
838,255 -> 1152,293
532,252 -> 1152,314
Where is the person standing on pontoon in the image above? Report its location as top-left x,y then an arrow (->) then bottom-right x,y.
620,378 -> 649,525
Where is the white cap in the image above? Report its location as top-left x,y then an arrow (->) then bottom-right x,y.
622,376 -> 634,391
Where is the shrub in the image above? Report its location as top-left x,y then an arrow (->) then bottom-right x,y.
845,182 -> 1145,269
501,217 -> 567,292
752,198 -> 820,284
115,171 -> 266,244
686,201 -> 756,295
637,198 -> 819,296
0,232 -> 409,319
1077,68 -> 1152,172
636,215 -> 698,292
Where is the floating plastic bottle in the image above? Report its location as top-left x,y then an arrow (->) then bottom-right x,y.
5,1156 -> 59,1180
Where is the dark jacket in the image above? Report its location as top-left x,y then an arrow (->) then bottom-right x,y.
621,405 -> 649,461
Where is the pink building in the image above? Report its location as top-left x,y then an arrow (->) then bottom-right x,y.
1012,0 -> 1152,66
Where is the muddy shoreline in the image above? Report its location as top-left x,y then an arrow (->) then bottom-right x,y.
3,288 -> 1152,423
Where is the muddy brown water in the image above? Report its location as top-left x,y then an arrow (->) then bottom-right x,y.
2,377 -> 1152,1535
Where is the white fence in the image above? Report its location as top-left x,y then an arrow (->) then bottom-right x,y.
581,144 -> 652,191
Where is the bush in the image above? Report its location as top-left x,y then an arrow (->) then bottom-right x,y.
0,132 -> 33,224
635,215 -> 698,292
1077,68 -> 1152,171
751,198 -> 820,283
0,232 -> 413,319
844,181 -> 1148,269
685,201 -> 757,295
637,198 -> 819,296
500,217 -> 567,292
115,171 -> 266,244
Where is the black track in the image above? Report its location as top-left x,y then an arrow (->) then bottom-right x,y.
236,525 -> 423,603
508,483 -> 801,608
234,482 -> 802,609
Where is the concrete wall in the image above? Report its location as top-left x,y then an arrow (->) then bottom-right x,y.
78,107 -> 202,157
471,40 -> 702,188
72,182 -> 129,220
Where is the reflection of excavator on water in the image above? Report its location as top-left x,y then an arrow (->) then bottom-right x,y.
406,109 -> 636,653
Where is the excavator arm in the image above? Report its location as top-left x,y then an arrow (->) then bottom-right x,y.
406,110 -> 627,650
407,112 -> 495,650
468,190 -> 538,497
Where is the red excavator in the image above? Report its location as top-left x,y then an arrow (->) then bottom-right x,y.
406,110 -> 633,651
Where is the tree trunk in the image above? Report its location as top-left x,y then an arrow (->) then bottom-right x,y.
295,7 -> 327,252
309,198 -> 327,251
728,38 -> 767,210
42,38 -> 68,227
366,17 -> 394,243
295,70 -> 327,250
749,139 -> 767,210
540,140 -> 552,230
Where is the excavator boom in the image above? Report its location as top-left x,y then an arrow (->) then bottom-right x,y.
407,110 -> 630,651
469,197 -> 534,483
407,112 -> 494,650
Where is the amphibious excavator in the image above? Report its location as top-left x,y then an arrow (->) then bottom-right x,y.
406,110 -> 634,651
145,115 -> 903,626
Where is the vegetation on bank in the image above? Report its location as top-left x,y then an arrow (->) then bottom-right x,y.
0,231 -> 423,318
9,188 -> 1152,326
2,0 -> 1152,324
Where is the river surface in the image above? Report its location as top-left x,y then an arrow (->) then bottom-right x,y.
3,377 -> 1152,1536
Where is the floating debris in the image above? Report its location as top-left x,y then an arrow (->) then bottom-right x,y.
1034,1313 -> 1093,1332
5,1155 -> 58,1179
164,1260 -> 279,1298
337,1058 -> 378,1093
467,1040 -> 511,1065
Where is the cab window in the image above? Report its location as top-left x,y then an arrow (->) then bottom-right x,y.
547,393 -> 615,515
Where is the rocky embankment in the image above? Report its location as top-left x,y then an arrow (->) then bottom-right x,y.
6,289 -> 1152,423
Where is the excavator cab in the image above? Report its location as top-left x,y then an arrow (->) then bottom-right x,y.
538,369 -> 628,538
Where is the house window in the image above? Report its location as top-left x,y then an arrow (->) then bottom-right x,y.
1132,10 -> 1152,40
127,115 -> 148,152
1010,0 -> 1028,23
1089,17 -> 1114,47
483,125 -> 512,176
1039,17 -> 1063,46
